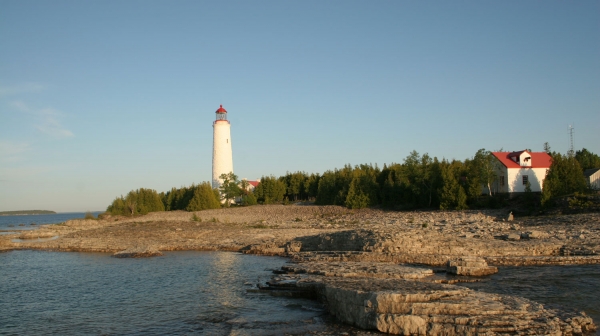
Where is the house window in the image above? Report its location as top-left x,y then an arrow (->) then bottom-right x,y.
500,176 -> 505,186
522,175 -> 528,185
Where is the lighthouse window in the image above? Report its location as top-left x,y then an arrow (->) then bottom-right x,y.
226,139 -> 228,143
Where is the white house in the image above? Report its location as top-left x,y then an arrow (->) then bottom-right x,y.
491,150 -> 552,193
584,168 -> 600,190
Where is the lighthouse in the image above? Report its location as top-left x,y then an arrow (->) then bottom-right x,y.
212,104 -> 234,188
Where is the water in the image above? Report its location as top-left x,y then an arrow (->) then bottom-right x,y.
0,251 -> 329,335
0,251 -> 598,335
0,212 -> 103,231
455,265 -> 600,331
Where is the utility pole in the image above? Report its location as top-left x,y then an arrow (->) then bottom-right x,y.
568,125 -> 574,158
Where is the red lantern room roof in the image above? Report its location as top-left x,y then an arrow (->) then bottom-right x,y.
216,104 -> 227,113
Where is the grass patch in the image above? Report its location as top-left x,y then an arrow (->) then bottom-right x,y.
84,212 -> 96,220
191,213 -> 201,222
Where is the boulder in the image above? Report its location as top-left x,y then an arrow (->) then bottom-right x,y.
285,241 -> 302,253
521,230 -> 547,239
446,257 -> 498,276
503,233 -> 521,241
112,247 -> 163,258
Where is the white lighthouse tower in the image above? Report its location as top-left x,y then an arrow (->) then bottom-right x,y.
212,104 -> 234,188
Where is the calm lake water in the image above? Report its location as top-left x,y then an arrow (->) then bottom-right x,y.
0,251 -> 330,336
1,213 -> 598,335
456,265 -> 600,334
0,212 -> 103,231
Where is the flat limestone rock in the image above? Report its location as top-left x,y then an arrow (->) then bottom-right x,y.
281,261 -> 434,279
17,230 -> 58,239
446,257 -> 498,276
112,247 -> 163,258
293,276 -> 596,335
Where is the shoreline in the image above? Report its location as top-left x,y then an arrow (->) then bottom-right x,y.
1,205 -> 599,334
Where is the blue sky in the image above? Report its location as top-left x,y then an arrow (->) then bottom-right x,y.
1,1 -> 599,212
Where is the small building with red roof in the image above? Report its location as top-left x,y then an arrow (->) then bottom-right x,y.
491,150 -> 552,193
240,179 -> 260,192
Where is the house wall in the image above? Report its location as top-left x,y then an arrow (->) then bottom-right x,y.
590,171 -> 600,190
507,167 -> 548,192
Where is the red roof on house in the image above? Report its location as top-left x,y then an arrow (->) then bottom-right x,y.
216,104 -> 227,113
248,181 -> 260,187
492,151 -> 552,169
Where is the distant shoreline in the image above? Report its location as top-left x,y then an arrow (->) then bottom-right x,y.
0,210 -> 57,216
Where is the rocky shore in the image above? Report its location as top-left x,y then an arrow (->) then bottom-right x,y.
263,272 -> 596,335
1,205 -> 598,334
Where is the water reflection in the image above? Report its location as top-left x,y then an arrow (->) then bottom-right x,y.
0,251 -> 328,336
455,264 -> 600,332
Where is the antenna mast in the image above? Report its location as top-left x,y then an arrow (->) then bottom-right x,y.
568,124 -> 574,157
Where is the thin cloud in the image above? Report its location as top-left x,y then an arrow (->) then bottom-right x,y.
0,141 -> 30,156
0,141 -> 31,162
36,110 -> 74,139
10,101 -> 74,139
0,83 -> 45,97
11,100 -> 31,113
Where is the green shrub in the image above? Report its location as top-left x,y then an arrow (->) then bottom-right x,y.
241,192 -> 257,206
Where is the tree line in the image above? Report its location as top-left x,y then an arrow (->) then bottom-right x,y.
106,174 -> 256,216
106,147 -> 600,215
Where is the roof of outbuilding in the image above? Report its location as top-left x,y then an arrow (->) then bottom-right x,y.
584,168 -> 600,177
492,151 -> 552,168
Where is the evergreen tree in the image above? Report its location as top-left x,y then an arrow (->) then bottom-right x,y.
541,153 -> 588,207
254,176 -> 286,204
107,188 -> 164,216
344,171 -> 379,209
284,171 -> 306,201
463,158 -> 483,203
303,173 -> 320,201
439,161 -> 457,210
345,177 -> 370,209
456,186 -> 468,210
575,148 -> 600,170
241,191 -> 258,206
186,182 -> 221,211
315,171 -> 337,205
106,196 -> 127,215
